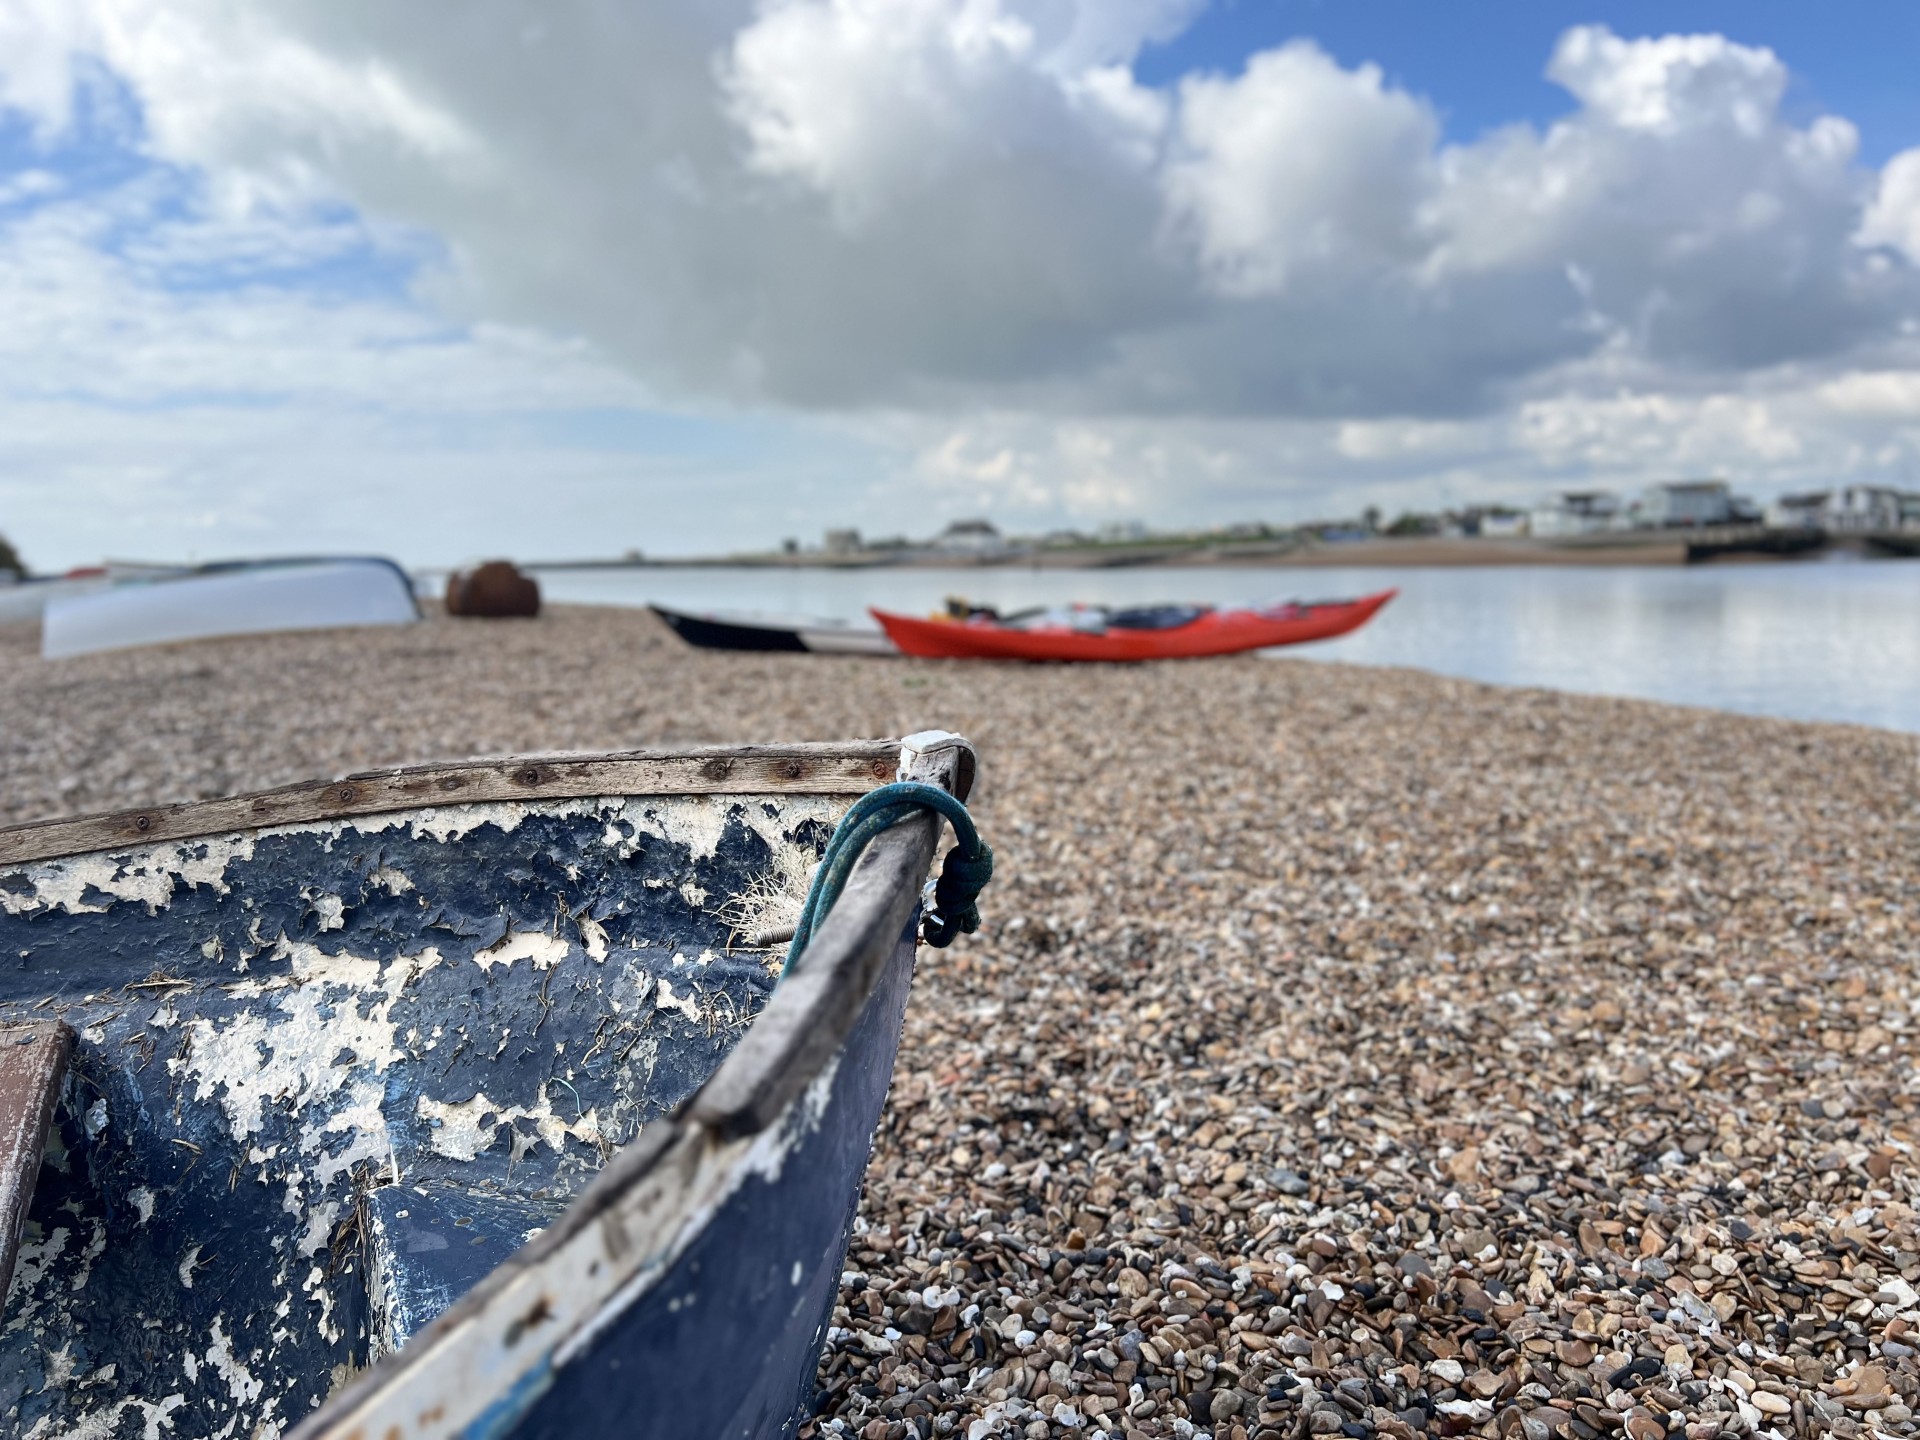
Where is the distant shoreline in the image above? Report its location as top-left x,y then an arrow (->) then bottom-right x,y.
524,531 -> 1917,571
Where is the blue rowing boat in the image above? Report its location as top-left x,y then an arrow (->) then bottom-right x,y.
0,733 -> 984,1439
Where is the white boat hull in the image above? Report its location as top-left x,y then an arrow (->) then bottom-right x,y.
43,559 -> 420,658
0,576 -> 115,625
795,625 -> 898,655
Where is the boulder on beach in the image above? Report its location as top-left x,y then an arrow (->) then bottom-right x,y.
446,560 -> 540,618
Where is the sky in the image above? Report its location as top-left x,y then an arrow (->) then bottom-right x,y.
0,2 -> 1918,568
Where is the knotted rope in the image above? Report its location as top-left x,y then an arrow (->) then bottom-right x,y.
782,782 -> 993,977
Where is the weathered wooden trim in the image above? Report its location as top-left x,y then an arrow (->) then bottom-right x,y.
288,732 -> 978,1440
0,742 -> 901,866
0,1020 -> 74,1306
687,734 -> 969,1137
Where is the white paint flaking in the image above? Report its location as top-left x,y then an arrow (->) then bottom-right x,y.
577,913 -> 609,963
312,1079 -> 398,1192
309,894 -> 345,932
171,947 -> 432,1138
205,1316 -> 265,1408
305,1264 -> 341,1345
169,943 -> 439,1283
297,1200 -> 343,1262
473,931 -> 569,972
636,796 -> 732,863
2,835 -> 256,918
271,799 -> 533,845
652,977 -> 704,1023
4,1223 -> 70,1330
67,1216 -> 106,1294
20,1393 -> 187,1440
414,1091 -> 604,1163
2,794 -> 835,924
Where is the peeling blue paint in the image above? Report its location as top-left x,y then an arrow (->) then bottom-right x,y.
0,794 -> 846,1438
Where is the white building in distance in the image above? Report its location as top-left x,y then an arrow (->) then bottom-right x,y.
822,528 -> 863,555
1530,490 -> 1622,537
1764,491 -> 1830,528
1635,480 -> 1733,528
1827,485 -> 1920,532
1762,486 -> 1920,531
933,519 -> 1010,556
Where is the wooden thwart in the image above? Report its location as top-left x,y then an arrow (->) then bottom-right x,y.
0,1021 -> 74,1304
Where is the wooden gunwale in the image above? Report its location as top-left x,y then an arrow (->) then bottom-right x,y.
0,741 -> 901,867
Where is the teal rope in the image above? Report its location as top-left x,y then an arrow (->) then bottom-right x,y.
781,782 -> 993,977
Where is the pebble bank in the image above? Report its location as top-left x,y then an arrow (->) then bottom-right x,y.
2,607 -> 1917,1440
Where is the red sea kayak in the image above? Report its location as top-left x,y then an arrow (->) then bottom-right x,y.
872,589 -> 1396,662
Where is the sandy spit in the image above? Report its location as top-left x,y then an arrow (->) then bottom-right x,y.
3,606 -> 1918,1440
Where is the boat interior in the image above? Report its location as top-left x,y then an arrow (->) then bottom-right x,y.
0,772 -> 855,1436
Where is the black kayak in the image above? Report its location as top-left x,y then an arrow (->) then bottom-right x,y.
651,603 -> 897,655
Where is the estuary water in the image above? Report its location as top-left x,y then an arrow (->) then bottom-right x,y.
534,560 -> 1920,733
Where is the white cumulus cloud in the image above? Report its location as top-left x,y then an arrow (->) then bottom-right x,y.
1163,43 -> 1438,296
0,1 -> 1918,554
11,4 -> 1920,408
1861,146 -> 1920,265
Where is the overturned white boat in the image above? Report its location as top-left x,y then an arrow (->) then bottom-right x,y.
42,557 -> 420,658
0,564 -> 186,627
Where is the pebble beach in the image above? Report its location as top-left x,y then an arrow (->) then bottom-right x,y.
2,606 -> 1917,1440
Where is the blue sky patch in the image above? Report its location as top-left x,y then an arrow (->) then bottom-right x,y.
0,62 -> 429,305
1138,0 -> 1920,162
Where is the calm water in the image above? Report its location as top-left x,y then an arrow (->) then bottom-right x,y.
534,561 -> 1920,733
